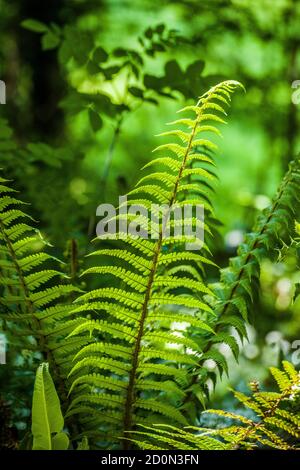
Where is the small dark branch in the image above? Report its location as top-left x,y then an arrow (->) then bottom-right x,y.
101,115 -> 123,194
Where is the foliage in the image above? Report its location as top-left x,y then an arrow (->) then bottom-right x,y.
32,363 -> 69,450
183,158 -> 300,418
0,175 -> 88,435
1,0 -> 300,452
22,18 -> 205,193
66,80 -> 244,448
129,361 -> 300,450
1,80 -> 300,449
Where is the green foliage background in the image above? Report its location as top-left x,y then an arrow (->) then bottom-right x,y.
0,0 -> 299,448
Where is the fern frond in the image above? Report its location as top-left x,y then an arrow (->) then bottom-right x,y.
147,310 -> 214,333
182,158 -> 300,412
0,177 -> 89,435
131,362 -> 300,450
69,81 -> 244,448
69,319 -> 137,343
87,249 -> 151,273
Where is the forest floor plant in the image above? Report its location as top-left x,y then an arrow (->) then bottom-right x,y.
0,81 -> 300,450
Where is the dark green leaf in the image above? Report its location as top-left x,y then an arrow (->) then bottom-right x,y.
102,66 -> 121,80
87,60 -> 102,75
164,60 -> 183,83
93,47 -> 108,63
186,59 -> 205,78
155,24 -> 165,34
42,31 -> 60,50
128,86 -> 144,98
21,19 -> 48,33
144,27 -> 153,39
88,109 -> 103,132
113,48 -> 128,57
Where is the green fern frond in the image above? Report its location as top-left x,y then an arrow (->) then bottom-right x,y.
182,158 -> 300,412
87,249 -> 151,273
68,81 -> 244,448
137,362 -> 187,380
0,177 -> 89,433
130,362 -> 300,450
147,310 -> 214,333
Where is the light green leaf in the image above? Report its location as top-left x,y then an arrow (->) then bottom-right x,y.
31,363 -> 65,450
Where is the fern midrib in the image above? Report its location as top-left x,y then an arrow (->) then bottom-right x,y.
123,100 -> 203,446
183,164 -> 294,408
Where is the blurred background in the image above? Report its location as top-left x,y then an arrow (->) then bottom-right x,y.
0,0 -> 299,428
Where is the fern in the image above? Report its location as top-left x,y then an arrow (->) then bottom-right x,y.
130,361 -> 300,450
68,81 -> 244,448
182,158 -> 300,416
0,178 -> 87,421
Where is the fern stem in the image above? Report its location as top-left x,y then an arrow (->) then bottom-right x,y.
101,115 -> 123,190
87,116 -> 124,241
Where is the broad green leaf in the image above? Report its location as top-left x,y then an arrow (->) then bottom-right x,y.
51,432 -> 69,450
32,363 -> 65,450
